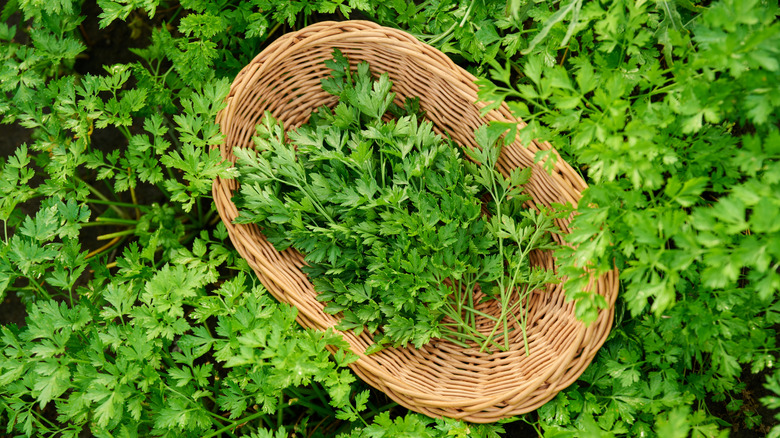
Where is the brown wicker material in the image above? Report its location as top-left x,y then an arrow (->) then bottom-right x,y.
212,20 -> 619,423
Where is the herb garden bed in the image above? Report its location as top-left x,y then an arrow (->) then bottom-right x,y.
1,0 -> 779,437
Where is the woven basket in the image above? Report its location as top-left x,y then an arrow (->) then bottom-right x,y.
212,20 -> 619,423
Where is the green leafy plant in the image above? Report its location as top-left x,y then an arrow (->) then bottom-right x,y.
232,50 -> 564,353
471,0 -> 780,434
762,369 -> 780,438
0,1 -> 506,436
1,0 -> 778,435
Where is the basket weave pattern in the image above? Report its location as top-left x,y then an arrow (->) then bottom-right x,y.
212,21 -> 619,422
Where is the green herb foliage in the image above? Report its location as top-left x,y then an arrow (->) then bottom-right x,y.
0,0 -> 505,436
0,225 -> 504,437
1,0 -> 779,435
470,0 -> 780,435
233,51 -> 562,352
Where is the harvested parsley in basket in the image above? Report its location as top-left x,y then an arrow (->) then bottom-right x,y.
233,49 -> 564,353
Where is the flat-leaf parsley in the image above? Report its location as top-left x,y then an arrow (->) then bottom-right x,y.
233,50 -> 566,353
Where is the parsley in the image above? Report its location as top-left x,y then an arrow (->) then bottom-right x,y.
1,0 -> 779,435
234,50 -> 563,353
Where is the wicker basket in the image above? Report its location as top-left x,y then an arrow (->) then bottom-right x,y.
212,20 -> 619,423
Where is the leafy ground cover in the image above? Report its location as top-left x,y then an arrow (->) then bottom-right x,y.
0,0 -> 778,436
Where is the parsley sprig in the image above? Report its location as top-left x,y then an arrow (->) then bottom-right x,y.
234,50 -> 564,353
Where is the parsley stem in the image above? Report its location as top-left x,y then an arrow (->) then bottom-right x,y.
440,323 -> 504,351
128,170 -> 141,219
446,304 -> 500,322
23,274 -> 51,301
203,410 -> 267,438
77,177 -> 130,219
370,400 -> 398,415
453,279 -> 463,325
285,388 -> 335,418
467,278 -> 476,330
276,396 -> 284,429
266,21 -> 282,39
31,406 -> 59,429
97,229 -> 136,241
118,125 -> 132,141
479,149 -> 511,352
159,113 -> 182,183
296,181 -> 336,225
458,0 -> 477,27
84,198 -> 148,210
85,236 -> 123,260
68,279 -> 74,307
80,217 -> 139,227
441,335 -> 473,349
305,383 -> 330,412
415,0 -> 432,14
96,217 -> 139,224
205,409 -> 231,422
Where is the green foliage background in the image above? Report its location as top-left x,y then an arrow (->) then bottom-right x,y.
0,0 -> 778,436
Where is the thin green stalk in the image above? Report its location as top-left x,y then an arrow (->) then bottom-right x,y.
266,21 -> 282,39
129,174 -> 141,219
304,384 -> 331,412
81,221 -> 128,228
24,274 -> 52,301
31,406 -> 59,429
202,206 -> 218,224
267,170 -> 336,226
77,176 -> 129,219
440,306 -> 505,351
196,197 -> 204,226
414,0 -> 433,14
205,410 -> 231,423
97,229 -> 136,241
85,198 -> 147,210
440,325 -> 504,352
81,217 -> 139,227
500,240 -> 536,352
501,288 -> 513,351
407,0 -> 471,45
446,304 -> 500,321
297,181 -> 336,225
350,401 -> 370,428
161,115 -> 181,171
285,388 -> 337,418
371,401 -> 399,414
466,278 -> 477,330
96,216 -> 139,224
458,0 -> 477,27
454,279 -> 463,326
277,396 -> 284,429
118,125 -> 133,141
157,113 -> 184,197
442,335 -> 476,349
203,410 -> 267,438
479,162 -> 510,352
68,277 -> 74,307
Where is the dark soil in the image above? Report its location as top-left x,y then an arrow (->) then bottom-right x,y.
707,365 -> 779,437
0,281 -> 27,327
74,0 -> 161,75
501,417 -> 539,437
